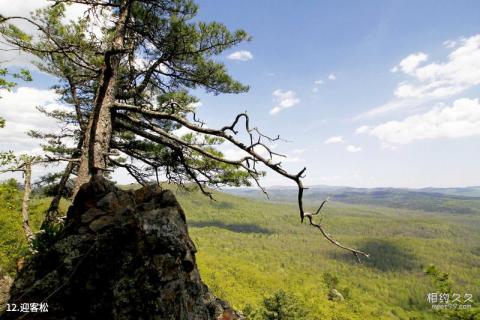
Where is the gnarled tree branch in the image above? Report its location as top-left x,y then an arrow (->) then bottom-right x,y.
113,102 -> 370,261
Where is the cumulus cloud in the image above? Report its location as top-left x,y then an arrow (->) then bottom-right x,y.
312,80 -> 325,93
188,101 -> 202,109
328,73 -> 336,80
134,57 -> 168,73
0,0 -> 87,23
324,136 -> 344,144
355,125 -> 370,134
394,35 -> 480,99
172,126 -> 194,137
0,0 -> 109,67
0,87 -> 70,153
269,89 -> 300,115
0,86 -> 69,179
346,145 -> 362,152
358,98 -> 480,145
0,0 -> 53,66
355,97 -> 426,120
227,50 -> 253,61
357,34 -> 480,119
391,52 -> 428,74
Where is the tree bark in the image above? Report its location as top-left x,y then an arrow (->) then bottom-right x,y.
21,160 -> 34,242
73,1 -> 132,197
42,160 -> 75,229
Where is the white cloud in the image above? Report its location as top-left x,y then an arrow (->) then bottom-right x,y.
0,87 -> 70,153
136,59 -> 169,74
312,79 -> 324,93
269,107 -> 282,115
324,136 -> 344,144
394,35 -> 480,99
357,34 -> 480,119
355,125 -> 370,134
221,148 -> 247,160
328,73 -> 336,80
0,1 -> 106,67
269,89 -> 300,115
355,97 -> 428,120
0,0 -> 88,24
358,98 -> 480,145
0,0 -> 49,67
391,52 -> 428,74
443,40 -> 457,49
346,145 -> 362,153
188,101 -> 202,109
227,50 -> 253,61
172,126 -> 194,137
0,0 -> 49,34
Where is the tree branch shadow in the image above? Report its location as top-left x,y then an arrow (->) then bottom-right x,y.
330,239 -> 420,272
189,220 -> 272,234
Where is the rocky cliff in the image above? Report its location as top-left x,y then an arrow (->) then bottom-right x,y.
2,176 -> 241,320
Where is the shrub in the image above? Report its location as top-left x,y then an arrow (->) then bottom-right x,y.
261,289 -> 308,320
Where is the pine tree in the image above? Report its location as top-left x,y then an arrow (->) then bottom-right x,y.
0,67 -> 37,241
0,0 -> 367,258
261,290 -> 308,320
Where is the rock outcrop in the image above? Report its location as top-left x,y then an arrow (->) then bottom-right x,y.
0,273 -> 13,313
327,289 -> 344,302
2,176 -> 242,320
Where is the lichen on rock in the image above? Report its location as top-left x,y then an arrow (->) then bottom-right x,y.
2,176 -> 242,320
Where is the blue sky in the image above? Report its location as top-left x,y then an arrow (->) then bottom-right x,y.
189,0 -> 480,187
1,0 -> 480,188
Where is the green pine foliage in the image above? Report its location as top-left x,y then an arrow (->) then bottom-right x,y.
1,1 -> 257,190
246,289 -> 309,320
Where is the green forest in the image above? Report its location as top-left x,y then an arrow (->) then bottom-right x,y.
1,180 -> 479,319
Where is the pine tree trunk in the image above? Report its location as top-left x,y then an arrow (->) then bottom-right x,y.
21,160 -> 33,242
42,159 -> 76,229
73,1 -> 131,197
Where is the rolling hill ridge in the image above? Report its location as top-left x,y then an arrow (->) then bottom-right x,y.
225,185 -> 480,215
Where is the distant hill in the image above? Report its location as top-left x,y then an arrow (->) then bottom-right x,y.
418,186 -> 480,197
225,185 -> 480,215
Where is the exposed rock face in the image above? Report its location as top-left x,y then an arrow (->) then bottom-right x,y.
327,289 -> 344,302
3,176 -> 242,320
0,273 -> 13,313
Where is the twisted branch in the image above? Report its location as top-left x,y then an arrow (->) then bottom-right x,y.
113,102 -> 369,261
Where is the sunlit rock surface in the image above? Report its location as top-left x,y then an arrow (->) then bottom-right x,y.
3,176 -> 241,320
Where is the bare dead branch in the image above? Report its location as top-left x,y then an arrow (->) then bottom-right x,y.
112,102 -> 369,261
